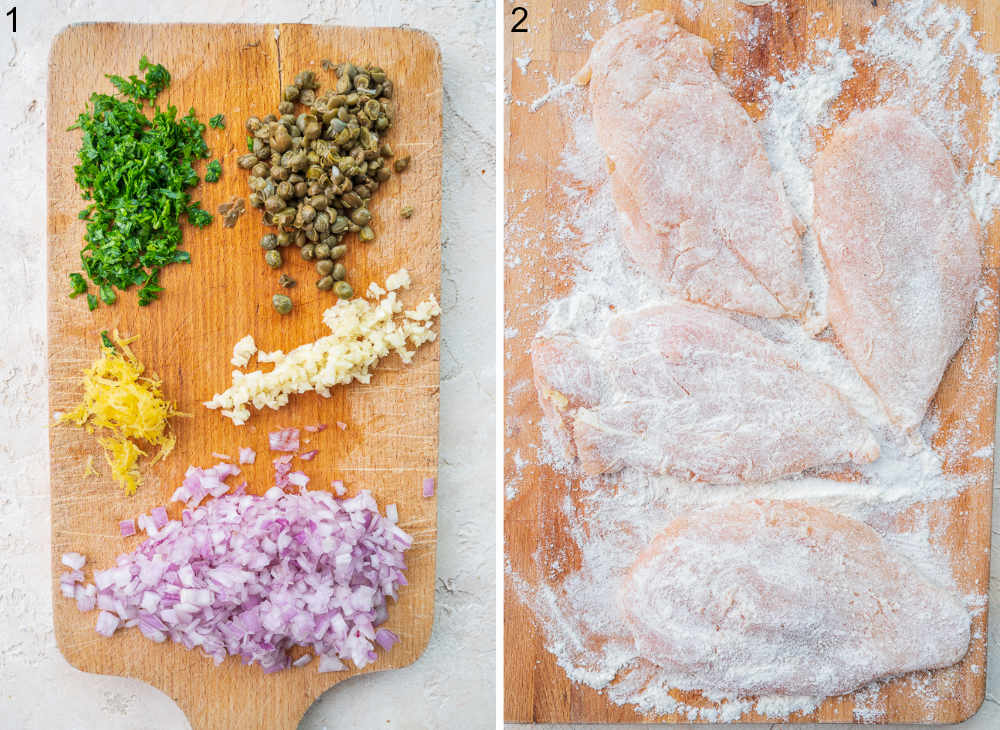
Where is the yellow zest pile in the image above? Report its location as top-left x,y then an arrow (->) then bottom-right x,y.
59,331 -> 185,494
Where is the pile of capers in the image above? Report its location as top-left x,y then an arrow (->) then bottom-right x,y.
238,64 -> 400,299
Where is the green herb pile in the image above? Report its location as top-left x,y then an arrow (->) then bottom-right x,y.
68,56 -> 217,308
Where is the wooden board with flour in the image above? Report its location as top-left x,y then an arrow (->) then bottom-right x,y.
504,0 -> 999,723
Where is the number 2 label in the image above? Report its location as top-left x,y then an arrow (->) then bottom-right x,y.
511,6 -> 528,33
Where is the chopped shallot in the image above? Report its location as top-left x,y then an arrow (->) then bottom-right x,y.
62,483 -> 411,673
61,552 -> 86,571
269,427 -> 300,452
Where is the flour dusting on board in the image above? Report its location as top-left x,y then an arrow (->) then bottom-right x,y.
507,0 -> 998,721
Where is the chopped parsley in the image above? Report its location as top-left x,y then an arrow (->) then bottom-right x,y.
69,272 -> 88,298
100,330 -> 115,349
106,55 -> 171,104
67,57 -> 214,308
247,134 -> 254,151
209,113 -> 225,129
205,159 -> 222,183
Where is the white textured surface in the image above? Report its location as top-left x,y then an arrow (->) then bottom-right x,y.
0,0 -> 495,727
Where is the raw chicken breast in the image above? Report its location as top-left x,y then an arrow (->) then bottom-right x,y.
813,107 -> 982,434
531,301 -> 878,482
575,12 -> 809,319
621,500 -> 971,696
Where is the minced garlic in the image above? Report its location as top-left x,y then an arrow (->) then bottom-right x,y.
230,335 -> 257,367
204,269 -> 441,425
58,331 -> 185,495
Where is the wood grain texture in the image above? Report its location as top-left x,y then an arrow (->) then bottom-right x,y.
47,23 -> 441,730
503,0 -> 998,723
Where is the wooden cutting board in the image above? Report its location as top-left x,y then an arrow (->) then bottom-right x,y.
504,0 -> 998,723
47,23 -> 441,730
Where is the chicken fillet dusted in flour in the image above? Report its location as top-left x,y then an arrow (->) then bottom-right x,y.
574,12 -> 809,319
621,500 -> 971,696
531,302 -> 878,483
814,107 -> 981,435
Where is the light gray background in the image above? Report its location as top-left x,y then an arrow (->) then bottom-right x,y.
0,0 -> 495,728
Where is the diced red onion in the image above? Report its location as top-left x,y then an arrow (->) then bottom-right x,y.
238,447 -> 256,465
61,552 -> 86,571
151,507 -> 169,530
64,486 -> 411,674
76,584 -> 96,612
119,519 -> 136,537
170,463 -> 241,508
317,654 -> 345,673
95,610 -> 120,637
375,628 -> 399,650
299,450 -> 318,461
422,477 -> 435,497
269,427 -> 300,452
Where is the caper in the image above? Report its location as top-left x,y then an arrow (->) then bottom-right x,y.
350,207 -> 371,226
270,165 -> 289,181
317,275 -> 334,290
329,244 -> 347,260
294,70 -> 317,89
278,101 -> 295,115
316,259 -> 334,276
400,205 -> 414,219
330,216 -> 350,234
394,156 -> 410,172
276,181 -> 294,199
265,249 -> 283,268
359,225 -> 374,241
354,73 -> 370,89
334,281 -> 354,299
300,89 -> 316,106
313,212 -> 330,233
380,142 -> 393,158
309,194 -> 328,211
238,153 -> 259,169
251,162 -> 269,178
260,233 -> 278,250
276,232 -> 291,247
295,204 -> 315,224
252,138 -> 269,158
342,191 -> 363,208
265,196 -> 284,213
335,73 -> 352,94
272,294 -> 293,314
249,192 -> 264,208
272,126 -> 292,153
279,273 -> 296,288
301,244 -> 316,261
332,262 -> 347,281
376,167 -> 391,182
246,116 -> 262,133
312,242 -> 329,259
283,85 -> 300,102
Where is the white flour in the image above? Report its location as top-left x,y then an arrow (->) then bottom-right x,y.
508,0 -> 1000,720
